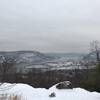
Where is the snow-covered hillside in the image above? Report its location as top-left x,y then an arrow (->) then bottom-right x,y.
0,83 -> 100,100
0,51 -> 53,64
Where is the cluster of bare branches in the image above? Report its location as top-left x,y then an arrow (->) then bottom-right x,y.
90,40 -> 100,62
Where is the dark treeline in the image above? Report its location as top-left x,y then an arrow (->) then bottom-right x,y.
1,68 -> 100,92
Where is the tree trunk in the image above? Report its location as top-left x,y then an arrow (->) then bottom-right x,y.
96,52 -> 100,62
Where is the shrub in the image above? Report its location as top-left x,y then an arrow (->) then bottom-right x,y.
49,92 -> 56,97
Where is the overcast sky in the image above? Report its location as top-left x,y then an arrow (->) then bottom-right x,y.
0,0 -> 100,53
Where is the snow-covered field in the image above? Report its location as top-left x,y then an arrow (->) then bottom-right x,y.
0,83 -> 100,100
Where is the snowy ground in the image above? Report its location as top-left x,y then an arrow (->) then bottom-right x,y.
0,83 -> 100,100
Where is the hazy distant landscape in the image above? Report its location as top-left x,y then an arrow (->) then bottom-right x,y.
0,51 -> 86,73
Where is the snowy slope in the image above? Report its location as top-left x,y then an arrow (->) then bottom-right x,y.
0,83 -> 100,100
0,51 -> 53,64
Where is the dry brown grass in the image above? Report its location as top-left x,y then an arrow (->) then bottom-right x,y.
0,94 -> 22,100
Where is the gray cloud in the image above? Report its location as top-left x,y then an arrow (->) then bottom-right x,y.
0,0 -> 100,52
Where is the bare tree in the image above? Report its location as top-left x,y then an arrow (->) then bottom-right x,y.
90,40 -> 100,62
0,56 -> 16,82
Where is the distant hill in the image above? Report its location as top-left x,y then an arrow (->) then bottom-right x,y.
0,51 -> 53,64
46,53 -> 85,61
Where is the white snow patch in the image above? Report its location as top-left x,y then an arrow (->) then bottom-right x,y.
0,83 -> 100,100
